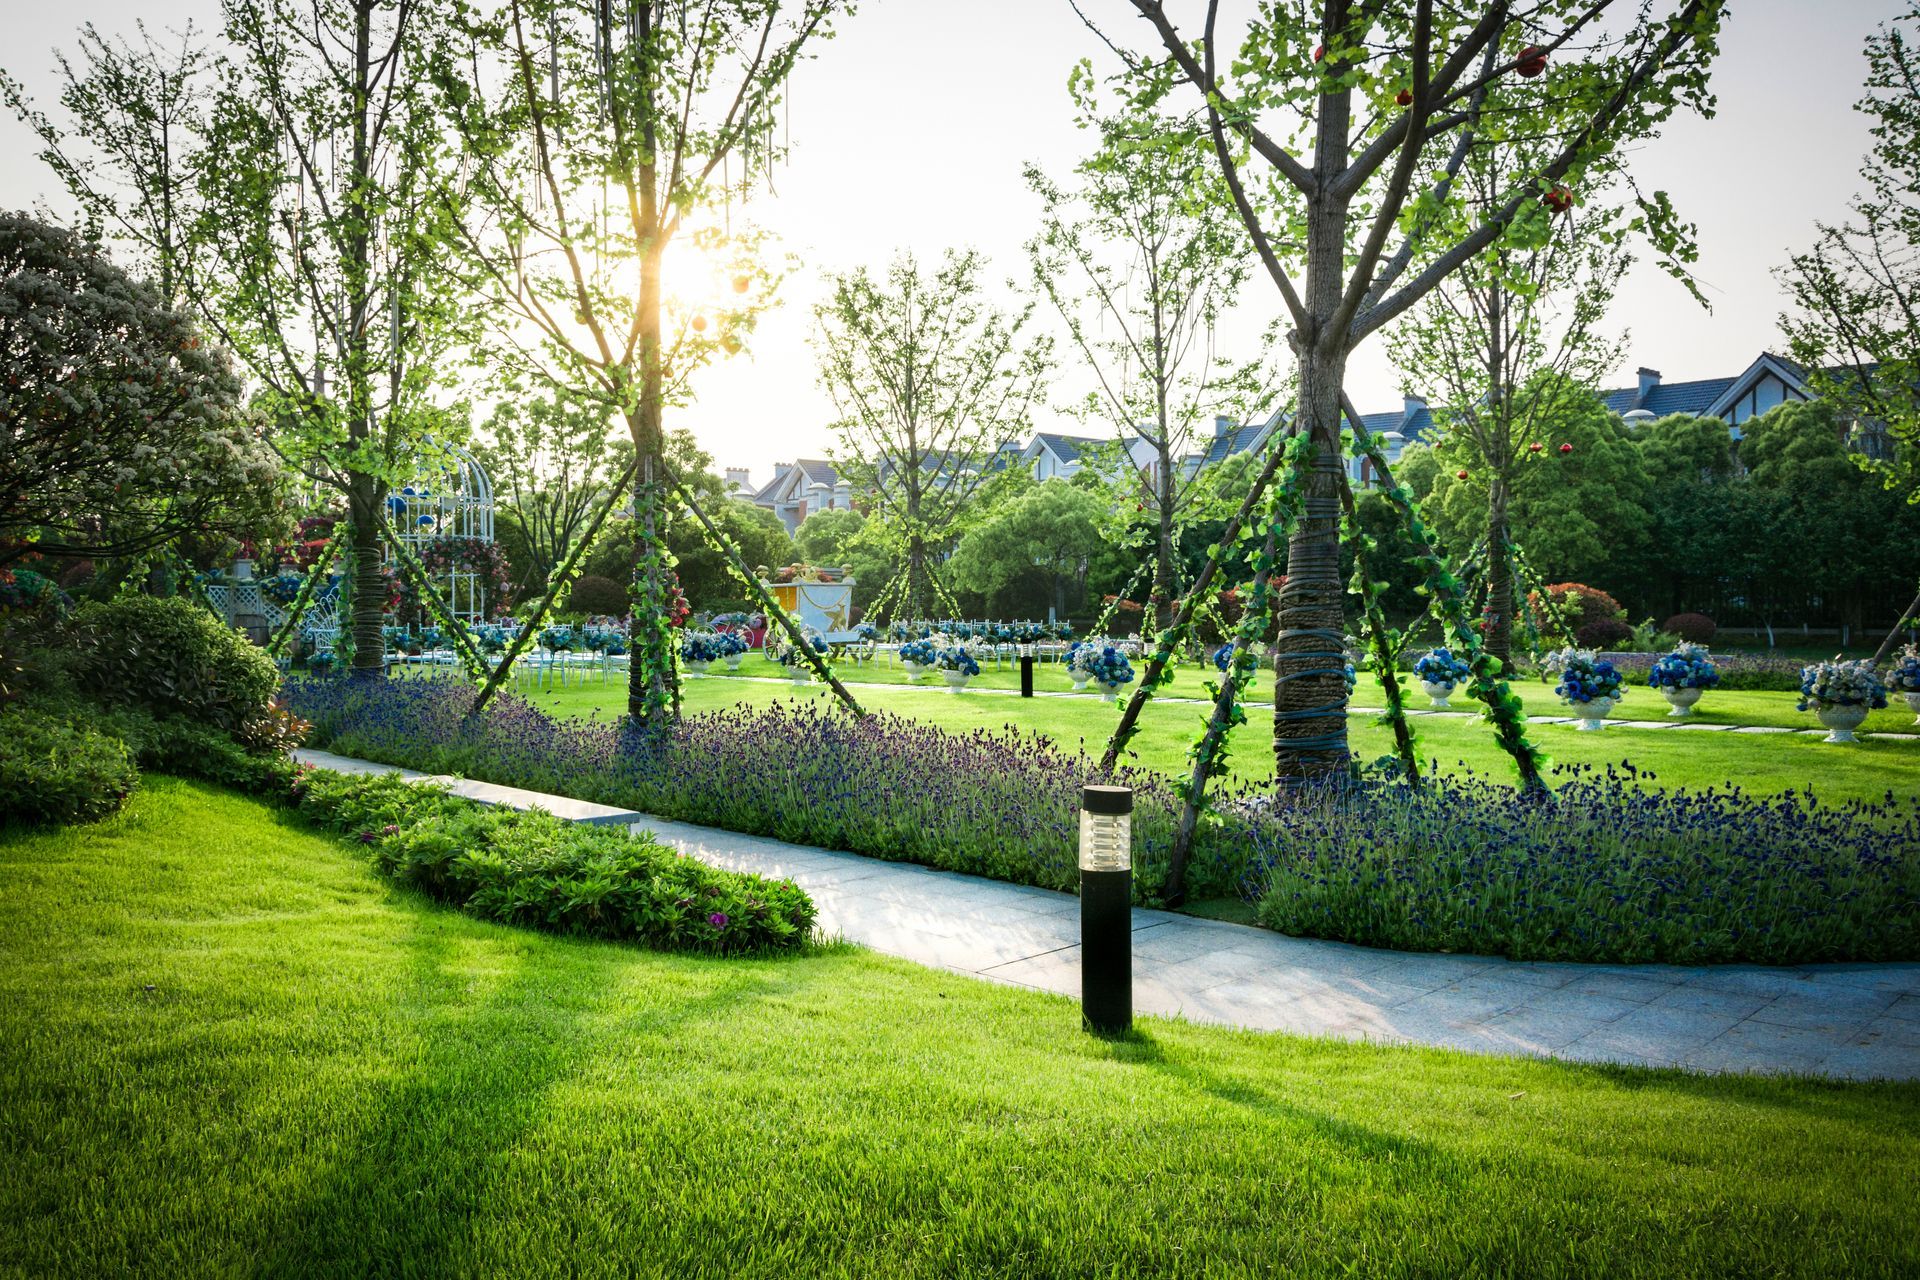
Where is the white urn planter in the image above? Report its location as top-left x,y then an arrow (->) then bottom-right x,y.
1815,702 -> 1869,744
786,667 -> 812,687
1420,680 -> 1456,709
1570,696 -> 1617,731
724,652 -> 743,671
901,660 -> 924,681
1070,674 -> 1092,692
942,671 -> 972,693
1098,680 -> 1125,702
1662,686 -> 1703,717
1905,691 -> 1920,725
684,660 -> 710,677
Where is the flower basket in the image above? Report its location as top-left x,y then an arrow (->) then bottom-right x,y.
1648,642 -> 1719,716
1888,647 -> 1920,724
1069,640 -> 1135,697
931,643 -> 980,693
1413,648 -> 1471,709
1799,657 -> 1887,743
1553,651 -> 1624,731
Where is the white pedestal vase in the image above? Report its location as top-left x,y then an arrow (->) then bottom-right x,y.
786,668 -> 811,687
1815,702 -> 1869,743
1421,680 -> 1456,709
1662,687 -> 1703,717
1905,691 -> 1920,725
942,671 -> 972,694
1098,681 -> 1126,702
724,653 -> 743,671
684,660 -> 710,678
1570,696 -> 1617,731
1070,675 -> 1091,692
902,661 -> 924,682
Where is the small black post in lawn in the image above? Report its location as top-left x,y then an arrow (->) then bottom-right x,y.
1079,784 -> 1133,1037
1020,647 -> 1035,698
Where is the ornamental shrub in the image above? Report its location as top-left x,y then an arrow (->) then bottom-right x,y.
67,595 -> 281,747
293,771 -> 815,954
569,573 -> 628,617
1662,612 -> 1716,643
0,705 -> 139,825
1575,616 -> 1635,650
1532,582 -> 1625,646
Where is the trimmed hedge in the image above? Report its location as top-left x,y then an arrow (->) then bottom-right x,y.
0,706 -> 139,825
293,771 -> 816,955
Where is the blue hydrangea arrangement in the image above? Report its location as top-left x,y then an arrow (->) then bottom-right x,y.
539,625 -> 575,652
1554,652 -> 1623,705
1888,645 -> 1920,694
473,624 -> 510,654
1214,642 -> 1236,673
680,632 -> 722,664
1797,657 -> 1888,710
899,637 -> 939,667
1083,644 -> 1135,688
1648,642 -> 1720,691
262,572 -> 305,606
932,646 -> 981,676
713,630 -> 751,658
1413,647 -> 1472,689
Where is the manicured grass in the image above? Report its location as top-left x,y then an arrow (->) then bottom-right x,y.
3,778 -> 1918,1277
505,666 -> 1920,806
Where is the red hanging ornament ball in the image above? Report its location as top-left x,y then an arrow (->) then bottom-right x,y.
1559,442 -> 1574,454
1517,45 -> 1548,77
1529,441 -> 1543,453
1313,45 -> 1326,62
732,275 -> 751,294
1541,185 -> 1574,215
1455,469 -> 1469,480
691,314 -> 709,332
1396,88 -> 1413,106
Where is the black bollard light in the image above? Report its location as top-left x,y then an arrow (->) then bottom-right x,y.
1020,643 -> 1035,697
1079,783 -> 1133,1036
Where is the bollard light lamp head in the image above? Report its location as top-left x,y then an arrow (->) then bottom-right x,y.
1079,784 -> 1133,872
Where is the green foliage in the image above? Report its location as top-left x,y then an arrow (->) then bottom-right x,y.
477,391 -> 631,596
0,704 -> 138,826
668,500 -> 795,609
67,595 -> 280,747
949,481 -> 1106,618
293,772 -> 815,955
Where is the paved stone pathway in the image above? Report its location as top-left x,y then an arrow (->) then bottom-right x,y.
296,748 -> 1920,1080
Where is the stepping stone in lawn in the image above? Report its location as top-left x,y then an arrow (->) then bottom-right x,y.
1731,726 -> 1795,734
1674,722 -> 1737,730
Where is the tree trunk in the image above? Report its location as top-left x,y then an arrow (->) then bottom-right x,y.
347,475 -> 386,677
1273,348 -> 1352,779
1484,476 -> 1513,669
627,244 -> 679,724
1152,444 -> 1177,631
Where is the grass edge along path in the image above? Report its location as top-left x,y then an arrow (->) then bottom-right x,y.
1,777 -> 1918,1278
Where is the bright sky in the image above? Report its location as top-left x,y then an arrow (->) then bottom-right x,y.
2,0 -> 1906,489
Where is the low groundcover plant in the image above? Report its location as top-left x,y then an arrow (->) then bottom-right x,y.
294,770 -> 815,954
282,678 -> 1920,966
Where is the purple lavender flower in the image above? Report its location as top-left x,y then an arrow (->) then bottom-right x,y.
707,911 -> 729,930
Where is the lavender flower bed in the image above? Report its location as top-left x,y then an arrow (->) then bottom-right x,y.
284,680 -> 1920,965
1249,764 -> 1920,964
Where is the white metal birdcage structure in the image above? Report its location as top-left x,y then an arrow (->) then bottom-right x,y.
384,443 -> 497,626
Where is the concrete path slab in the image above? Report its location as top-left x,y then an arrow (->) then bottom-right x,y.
293,748 -> 1920,1081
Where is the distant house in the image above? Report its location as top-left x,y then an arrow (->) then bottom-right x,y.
722,467 -> 756,502
752,459 -> 852,535
1600,353 -> 1811,437
1202,398 -> 1429,489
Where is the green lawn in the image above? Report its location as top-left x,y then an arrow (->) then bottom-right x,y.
498,661 -> 1920,806
3,778 -> 1917,1277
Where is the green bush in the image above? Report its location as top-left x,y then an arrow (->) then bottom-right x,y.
67,596 -> 282,748
294,772 -> 816,954
568,574 -> 629,617
0,706 -> 139,825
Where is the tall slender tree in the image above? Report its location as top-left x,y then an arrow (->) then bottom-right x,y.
1778,1 -> 1920,504
1024,80 -> 1272,629
1387,153 -> 1630,667
814,249 -> 1052,621
1094,0 -> 1724,779
434,0 -> 846,724
12,0 -> 473,677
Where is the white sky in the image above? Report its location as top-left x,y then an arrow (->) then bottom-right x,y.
2,0 -> 1907,487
